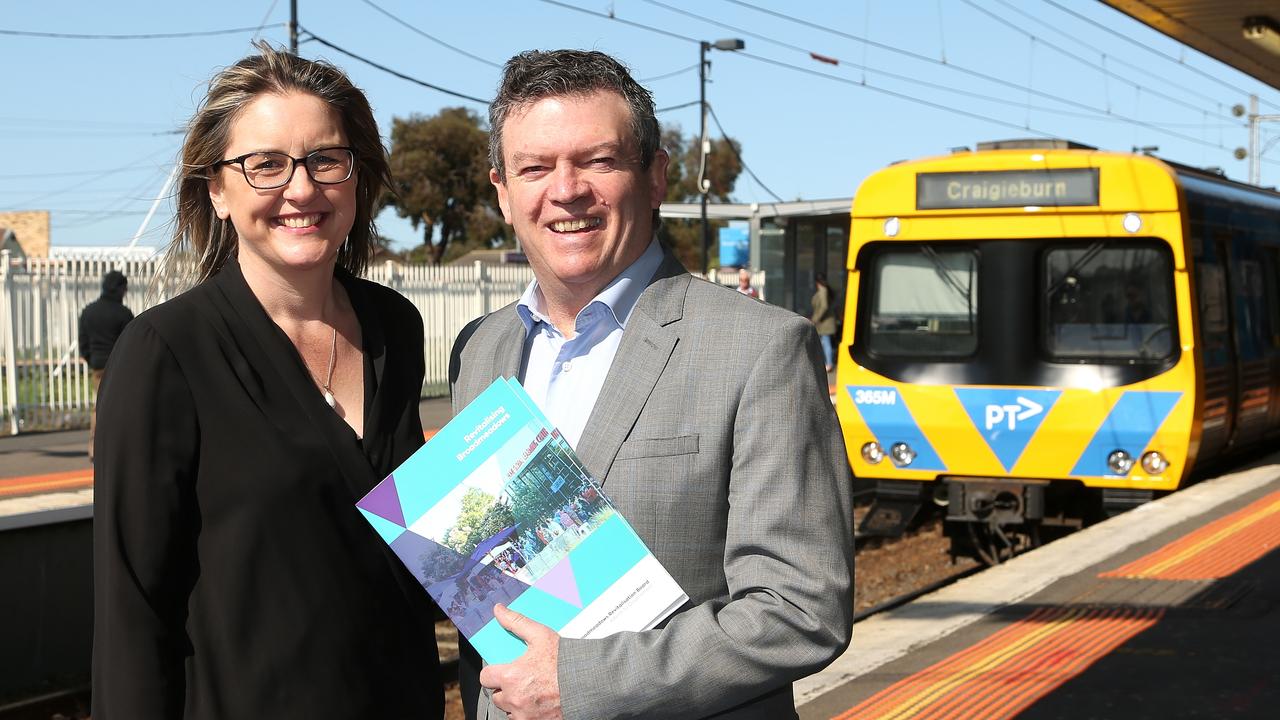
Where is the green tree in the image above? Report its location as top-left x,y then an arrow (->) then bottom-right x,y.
444,487 -> 497,554
659,124 -> 743,271
385,107 -> 510,264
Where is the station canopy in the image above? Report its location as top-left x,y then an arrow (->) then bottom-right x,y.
1099,0 -> 1280,91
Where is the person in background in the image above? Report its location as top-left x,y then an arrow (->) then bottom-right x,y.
450,48 -> 853,720
78,269 -> 133,463
91,43 -> 443,719
735,267 -> 759,298
811,272 -> 836,372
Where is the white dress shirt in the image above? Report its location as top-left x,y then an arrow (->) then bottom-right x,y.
517,238 -> 664,448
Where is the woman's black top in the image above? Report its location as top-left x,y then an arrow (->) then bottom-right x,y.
91,261 -> 443,719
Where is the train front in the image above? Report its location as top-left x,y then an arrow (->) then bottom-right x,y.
835,142 -> 1199,563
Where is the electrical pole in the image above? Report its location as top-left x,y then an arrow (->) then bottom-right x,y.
289,0 -> 299,54
1246,94 -> 1280,186
698,41 -> 710,277
696,38 -> 745,277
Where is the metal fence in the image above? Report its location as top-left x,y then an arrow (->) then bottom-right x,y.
0,250 -> 762,435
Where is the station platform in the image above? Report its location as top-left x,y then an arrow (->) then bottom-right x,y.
797,454 -> 1280,719
0,397 -> 455,711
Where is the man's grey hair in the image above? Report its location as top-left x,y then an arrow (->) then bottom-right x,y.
488,49 -> 660,180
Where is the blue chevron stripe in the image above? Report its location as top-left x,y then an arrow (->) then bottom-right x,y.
846,386 -> 946,471
1070,391 -> 1183,477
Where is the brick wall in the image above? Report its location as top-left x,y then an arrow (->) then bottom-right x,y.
0,211 -> 51,257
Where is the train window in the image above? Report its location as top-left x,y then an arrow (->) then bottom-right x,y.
1043,244 -> 1175,362
867,246 -> 978,357
1197,263 -> 1228,335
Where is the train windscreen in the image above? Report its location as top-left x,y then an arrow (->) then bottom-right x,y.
1043,243 -> 1175,362
867,247 -> 978,357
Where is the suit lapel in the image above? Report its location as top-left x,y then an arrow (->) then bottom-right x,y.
459,307 -> 526,410
575,251 -> 689,484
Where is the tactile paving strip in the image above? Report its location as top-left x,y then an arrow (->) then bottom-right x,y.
1100,491 -> 1280,580
833,605 -> 1163,720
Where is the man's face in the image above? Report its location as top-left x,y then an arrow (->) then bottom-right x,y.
491,90 -> 668,300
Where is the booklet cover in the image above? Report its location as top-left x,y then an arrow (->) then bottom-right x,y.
356,378 -> 688,664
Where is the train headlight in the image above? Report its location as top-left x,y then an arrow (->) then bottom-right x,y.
1141,451 -> 1169,475
884,217 -> 901,237
861,441 -> 885,465
890,442 -> 916,467
1122,212 -> 1143,233
1107,449 -> 1134,475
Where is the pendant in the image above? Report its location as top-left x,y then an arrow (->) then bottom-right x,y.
323,389 -> 336,408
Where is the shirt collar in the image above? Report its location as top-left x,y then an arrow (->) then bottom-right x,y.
517,237 -> 663,334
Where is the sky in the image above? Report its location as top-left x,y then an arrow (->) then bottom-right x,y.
4,0 -> 1280,252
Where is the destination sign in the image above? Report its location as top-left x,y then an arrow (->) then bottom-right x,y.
917,168 -> 1099,209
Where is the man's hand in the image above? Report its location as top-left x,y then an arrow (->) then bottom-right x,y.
479,604 -> 563,720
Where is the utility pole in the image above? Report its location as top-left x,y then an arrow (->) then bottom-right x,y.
699,41 -> 710,277
289,0 -> 299,54
1246,94 -> 1280,186
697,38 -> 744,277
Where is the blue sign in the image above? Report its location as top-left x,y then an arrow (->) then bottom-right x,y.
954,388 -> 1062,472
550,475 -> 566,493
718,226 -> 749,268
845,386 -> 946,471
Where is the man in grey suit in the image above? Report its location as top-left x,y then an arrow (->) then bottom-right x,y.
450,49 -> 854,720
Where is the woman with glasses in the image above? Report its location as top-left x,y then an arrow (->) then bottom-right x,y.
91,43 -> 443,719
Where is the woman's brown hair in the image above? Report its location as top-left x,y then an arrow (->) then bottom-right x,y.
171,41 -> 391,282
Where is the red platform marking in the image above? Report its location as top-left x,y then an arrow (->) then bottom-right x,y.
1101,491 -> 1280,580
833,606 -> 1163,720
0,469 -> 95,499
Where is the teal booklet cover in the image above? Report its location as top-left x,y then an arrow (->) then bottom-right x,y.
356,378 -> 688,664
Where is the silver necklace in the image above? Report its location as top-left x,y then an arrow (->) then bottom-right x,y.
321,324 -> 337,408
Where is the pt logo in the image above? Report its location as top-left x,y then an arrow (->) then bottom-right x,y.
955,388 -> 1062,472
985,396 -> 1044,431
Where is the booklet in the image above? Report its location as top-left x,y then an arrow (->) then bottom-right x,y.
356,377 -> 688,665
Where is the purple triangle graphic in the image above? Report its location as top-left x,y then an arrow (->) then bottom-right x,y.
533,555 -> 583,608
358,474 -> 406,528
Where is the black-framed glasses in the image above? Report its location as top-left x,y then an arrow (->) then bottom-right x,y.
213,146 -> 356,189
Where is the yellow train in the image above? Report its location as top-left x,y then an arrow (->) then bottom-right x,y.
836,139 -> 1280,563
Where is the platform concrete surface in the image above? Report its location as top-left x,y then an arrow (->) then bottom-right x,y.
0,396 -> 455,482
798,454 -> 1280,719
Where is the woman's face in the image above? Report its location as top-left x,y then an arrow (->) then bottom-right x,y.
208,91 -> 357,276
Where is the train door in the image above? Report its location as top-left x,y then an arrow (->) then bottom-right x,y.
1262,247 -> 1280,433
1226,241 -> 1273,446
1215,236 -> 1242,449
1193,236 -> 1237,459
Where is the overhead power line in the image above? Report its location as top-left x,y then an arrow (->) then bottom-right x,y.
657,100 -> 701,113
718,0 -> 1248,152
531,0 -> 1275,175
643,63 -> 700,83
538,0 -> 1063,141
959,0 -> 1232,121
0,24 -> 285,40
735,50 -> 1056,139
707,104 -> 782,202
357,0 -> 502,68
988,0 -> 1230,109
651,0 -> 1235,128
536,0 -> 698,43
301,30 -> 491,105
1041,0 -> 1280,113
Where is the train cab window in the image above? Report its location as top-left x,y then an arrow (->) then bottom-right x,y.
866,246 -> 978,357
1043,243 -> 1175,362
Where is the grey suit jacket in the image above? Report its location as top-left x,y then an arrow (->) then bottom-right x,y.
450,249 -> 854,719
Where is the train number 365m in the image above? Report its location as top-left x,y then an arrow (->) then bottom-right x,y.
853,388 -> 898,406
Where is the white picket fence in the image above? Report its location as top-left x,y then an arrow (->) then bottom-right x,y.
0,250 -> 762,435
